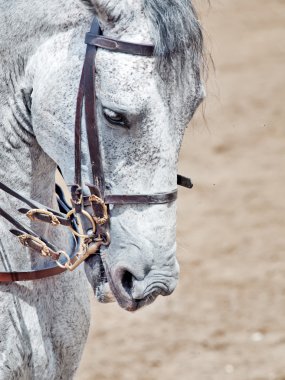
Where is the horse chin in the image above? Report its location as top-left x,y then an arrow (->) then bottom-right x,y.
84,254 -> 115,304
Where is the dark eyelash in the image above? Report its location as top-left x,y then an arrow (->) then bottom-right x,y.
103,109 -> 129,128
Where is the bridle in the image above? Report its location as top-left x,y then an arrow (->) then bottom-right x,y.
0,18 -> 192,282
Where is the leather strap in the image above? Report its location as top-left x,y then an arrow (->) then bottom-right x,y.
85,34 -> 154,56
0,266 -> 67,283
177,175 -> 193,189
74,70 -> 84,188
18,208 -> 72,227
82,190 -> 177,206
0,227 -> 76,283
0,181 -> 66,218
104,190 -> 177,205
73,18 -> 104,203
84,42 -> 105,196
0,206 -> 39,239
0,205 -> 67,255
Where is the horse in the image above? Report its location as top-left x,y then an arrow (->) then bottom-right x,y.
0,0 -> 205,378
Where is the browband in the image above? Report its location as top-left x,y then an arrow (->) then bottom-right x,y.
85,33 -> 154,57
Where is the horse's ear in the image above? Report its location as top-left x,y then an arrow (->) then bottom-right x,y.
87,0 -> 129,30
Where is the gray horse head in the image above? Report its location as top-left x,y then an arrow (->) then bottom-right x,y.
0,0 -> 206,377
80,0 -> 206,311
7,0 -> 205,311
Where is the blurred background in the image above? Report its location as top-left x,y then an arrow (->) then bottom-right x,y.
76,1 -> 285,379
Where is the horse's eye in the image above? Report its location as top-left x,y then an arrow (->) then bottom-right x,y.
103,108 -> 128,128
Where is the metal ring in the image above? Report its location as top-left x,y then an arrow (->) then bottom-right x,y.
56,250 -> 72,269
100,231 -> 111,246
66,209 -> 96,239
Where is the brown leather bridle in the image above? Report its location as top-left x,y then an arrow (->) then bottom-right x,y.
0,18 -> 192,282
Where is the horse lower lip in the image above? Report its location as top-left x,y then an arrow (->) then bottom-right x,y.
144,283 -> 170,298
84,254 -> 106,288
96,282 -> 116,303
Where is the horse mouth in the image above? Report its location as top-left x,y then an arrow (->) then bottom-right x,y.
101,258 -> 163,312
84,253 -> 161,311
84,254 -> 116,304
85,253 -> 167,312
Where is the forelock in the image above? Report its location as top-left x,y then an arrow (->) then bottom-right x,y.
81,0 -> 206,87
144,0 -> 205,86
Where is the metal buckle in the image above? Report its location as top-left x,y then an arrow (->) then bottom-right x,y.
100,231 -> 111,246
56,250 -> 72,269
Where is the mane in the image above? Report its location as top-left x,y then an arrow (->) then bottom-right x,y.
144,0 -> 205,86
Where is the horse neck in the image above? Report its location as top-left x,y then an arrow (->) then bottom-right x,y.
0,129 -> 57,271
0,0 -> 87,272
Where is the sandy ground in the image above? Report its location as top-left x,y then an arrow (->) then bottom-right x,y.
75,1 -> 285,379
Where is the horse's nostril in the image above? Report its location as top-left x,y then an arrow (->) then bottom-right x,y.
121,270 -> 133,296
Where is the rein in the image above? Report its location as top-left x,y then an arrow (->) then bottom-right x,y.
0,18 -> 193,282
